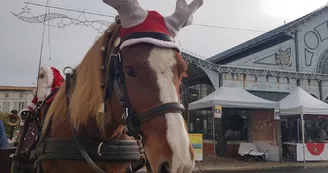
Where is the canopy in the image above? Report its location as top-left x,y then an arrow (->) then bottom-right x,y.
188,87 -> 279,110
279,86 -> 328,115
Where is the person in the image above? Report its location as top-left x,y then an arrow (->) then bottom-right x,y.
24,65 -> 64,112
0,119 -> 9,148
17,66 -> 64,151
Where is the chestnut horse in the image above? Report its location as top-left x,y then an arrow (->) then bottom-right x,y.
39,23 -> 192,173
33,0 -> 203,173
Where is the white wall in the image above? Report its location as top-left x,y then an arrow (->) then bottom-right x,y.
227,39 -> 296,71
0,90 -> 34,112
222,74 -> 298,93
220,11 -> 328,99
297,11 -> 328,73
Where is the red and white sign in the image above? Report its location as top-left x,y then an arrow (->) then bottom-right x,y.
285,142 -> 328,161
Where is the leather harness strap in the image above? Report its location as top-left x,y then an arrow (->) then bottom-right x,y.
36,138 -> 142,162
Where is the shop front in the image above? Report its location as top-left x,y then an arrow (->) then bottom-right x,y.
188,86 -> 282,162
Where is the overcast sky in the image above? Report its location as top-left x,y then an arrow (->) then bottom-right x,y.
1,0 -> 327,86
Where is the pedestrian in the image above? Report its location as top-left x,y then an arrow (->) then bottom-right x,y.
0,119 -> 9,148
24,65 -> 64,112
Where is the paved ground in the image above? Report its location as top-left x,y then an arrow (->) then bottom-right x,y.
192,156 -> 328,172
204,167 -> 328,173
137,157 -> 328,172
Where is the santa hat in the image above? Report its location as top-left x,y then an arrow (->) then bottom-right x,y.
103,0 -> 203,51
40,66 -> 63,89
35,66 -> 63,102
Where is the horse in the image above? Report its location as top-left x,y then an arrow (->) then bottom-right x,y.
20,0 -> 204,173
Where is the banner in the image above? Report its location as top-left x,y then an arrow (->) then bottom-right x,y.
189,133 -> 203,161
214,105 -> 222,118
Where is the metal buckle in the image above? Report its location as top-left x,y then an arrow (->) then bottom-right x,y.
97,142 -> 104,156
63,66 -> 74,75
122,108 -> 129,119
110,53 -> 121,61
117,53 -> 121,61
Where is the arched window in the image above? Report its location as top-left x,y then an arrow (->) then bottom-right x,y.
181,83 -> 214,104
181,83 -> 215,139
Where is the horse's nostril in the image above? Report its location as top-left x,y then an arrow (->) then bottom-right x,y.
159,162 -> 170,173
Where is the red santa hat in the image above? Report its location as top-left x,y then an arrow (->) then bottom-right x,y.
103,0 -> 203,51
39,66 -> 63,95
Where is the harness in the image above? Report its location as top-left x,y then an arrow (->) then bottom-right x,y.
11,17 -> 185,173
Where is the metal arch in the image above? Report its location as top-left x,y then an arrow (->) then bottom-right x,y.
182,52 -> 219,89
199,66 -> 219,89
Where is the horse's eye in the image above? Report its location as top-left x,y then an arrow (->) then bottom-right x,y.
125,67 -> 137,77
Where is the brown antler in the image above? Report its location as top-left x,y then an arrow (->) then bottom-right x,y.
102,0 -> 147,28
164,0 -> 204,37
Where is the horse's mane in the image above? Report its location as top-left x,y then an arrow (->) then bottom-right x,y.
42,23 -> 121,133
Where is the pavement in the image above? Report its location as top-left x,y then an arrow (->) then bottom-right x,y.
193,156 -> 328,172
137,156 -> 328,172
203,167 -> 328,173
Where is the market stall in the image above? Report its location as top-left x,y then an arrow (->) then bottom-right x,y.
188,87 -> 281,161
280,86 -> 328,162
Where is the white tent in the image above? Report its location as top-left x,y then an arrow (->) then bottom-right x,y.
279,86 -> 328,115
188,87 -> 279,110
279,86 -> 328,166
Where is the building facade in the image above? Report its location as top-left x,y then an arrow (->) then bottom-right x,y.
206,5 -> 328,101
180,5 -> 328,156
0,86 -> 35,113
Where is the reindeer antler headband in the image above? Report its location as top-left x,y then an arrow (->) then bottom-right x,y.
103,0 -> 203,51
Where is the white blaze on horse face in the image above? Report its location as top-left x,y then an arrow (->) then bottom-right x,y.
148,48 -> 194,173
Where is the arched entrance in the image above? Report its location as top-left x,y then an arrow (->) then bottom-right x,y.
181,63 -> 217,139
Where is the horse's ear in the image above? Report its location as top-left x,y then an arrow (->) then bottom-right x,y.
164,0 -> 203,37
102,0 -> 147,28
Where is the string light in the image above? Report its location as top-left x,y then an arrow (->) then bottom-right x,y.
12,1 -> 267,34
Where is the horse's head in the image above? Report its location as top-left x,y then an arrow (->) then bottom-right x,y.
102,0 -> 203,172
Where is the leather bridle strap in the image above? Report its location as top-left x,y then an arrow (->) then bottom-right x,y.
138,102 -> 185,123
65,72 -> 107,173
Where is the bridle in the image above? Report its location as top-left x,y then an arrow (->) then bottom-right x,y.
63,17 -> 185,173
101,17 -> 185,137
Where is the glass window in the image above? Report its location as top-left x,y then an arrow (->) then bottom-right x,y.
184,83 -> 216,139
3,101 -> 10,112
325,97 -> 328,103
200,84 -> 208,99
248,91 -> 289,102
282,116 -> 328,143
222,109 -> 249,141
